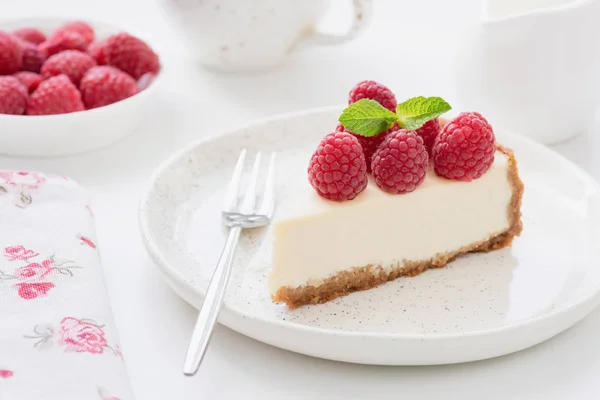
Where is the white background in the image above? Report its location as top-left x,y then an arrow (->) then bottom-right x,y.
2,0 -> 600,398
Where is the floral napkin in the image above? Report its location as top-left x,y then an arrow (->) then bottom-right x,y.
0,171 -> 134,400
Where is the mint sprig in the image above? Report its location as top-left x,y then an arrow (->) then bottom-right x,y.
338,96 -> 451,137
395,96 -> 451,131
338,99 -> 399,137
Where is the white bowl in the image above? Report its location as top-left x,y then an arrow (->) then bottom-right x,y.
0,17 -> 162,157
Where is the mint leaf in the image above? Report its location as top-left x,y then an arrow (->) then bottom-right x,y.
338,99 -> 399,137
396,96 -> 451,130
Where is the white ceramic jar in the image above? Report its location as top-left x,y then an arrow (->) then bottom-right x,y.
453,0 -> 600,144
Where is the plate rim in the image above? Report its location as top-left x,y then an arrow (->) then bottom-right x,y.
139,105 -> 600,341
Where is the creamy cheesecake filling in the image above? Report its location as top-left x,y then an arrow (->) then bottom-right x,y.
269,150 -> 513,293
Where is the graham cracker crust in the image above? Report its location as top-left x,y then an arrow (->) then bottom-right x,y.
272,142 -> 524,310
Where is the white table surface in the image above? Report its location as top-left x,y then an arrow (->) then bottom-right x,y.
2,0 -> 600,398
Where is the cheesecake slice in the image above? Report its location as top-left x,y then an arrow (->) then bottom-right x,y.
269,143 -> 523,309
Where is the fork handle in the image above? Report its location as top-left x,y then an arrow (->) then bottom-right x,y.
182,224 -> 242,376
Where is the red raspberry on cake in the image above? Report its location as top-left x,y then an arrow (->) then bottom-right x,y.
80,66 -> 138,109
0,32 -> 22,75
53,21 -> 95,47
18,40 -> 45,73
26,74 -> 84,115
336,122 -> 398,173
41,50 -> 97,86
371,129 -> 429,194
0,76 -> 28,115
308,131 -> 368,201
432,112 -> 495,181
13,71 -> 42,94
87,39 -> 108,65
39,31 -> 88,58
104,33 -> 160,79
415,118 -> 441,156
348,80 -> 397,112
13,28 -> 46,45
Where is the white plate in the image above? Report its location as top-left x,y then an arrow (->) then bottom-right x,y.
139,107 -> 600,365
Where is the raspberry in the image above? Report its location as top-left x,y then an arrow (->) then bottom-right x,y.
432,112 -> 496,181
53,21 -> 95,47
336,122 -> 398,173
26,74 -> 84,115
13,28 -> 46,45
0,76 -> 28,115
13,71 -> 42,93
416,118 -> 441,156
137,72 -> 156,91
18,40 -> 45,73
0,32 -> 22,75
39,31 -> 87,58
41,50 -> 96,86
371,129 -> 429,194
80,66 -> 138,109
348,80 -> 397,112
104,33 -> 159,79
87,40 -> 108,65
308,131 -> 368,201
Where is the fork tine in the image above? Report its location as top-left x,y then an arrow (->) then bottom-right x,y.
256,153 -> 276,217
223,149 -> 247,212
239,152 -> 262,214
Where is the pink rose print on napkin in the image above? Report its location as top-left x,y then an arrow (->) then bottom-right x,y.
77,234 -> 97,249
15,282 -> 55,300
0,370 -> 13,378
1,246 -> 83,300
0,171 -> 46,189
25,317 -> 122,357
15,260 -> 54,281
58,317 -> 107,354
4,245 -> 39,261
0,171 -> 46,208
115,344 -> 124,361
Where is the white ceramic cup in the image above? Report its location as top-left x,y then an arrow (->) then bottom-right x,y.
161,0 -> 372,72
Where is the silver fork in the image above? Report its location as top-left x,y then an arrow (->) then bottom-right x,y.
182,149 -> 276,376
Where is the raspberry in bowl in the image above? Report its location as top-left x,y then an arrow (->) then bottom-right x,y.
0,18 -> 162,156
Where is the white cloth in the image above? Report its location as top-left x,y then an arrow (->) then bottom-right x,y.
0,171 -> 134,400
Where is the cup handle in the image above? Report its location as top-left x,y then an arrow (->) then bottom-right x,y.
310,0 -> 372,45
